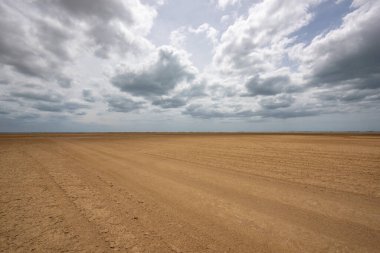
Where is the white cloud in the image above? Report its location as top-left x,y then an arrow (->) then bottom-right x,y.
111,46 -> 198,98
0,0 -> 158,124
170,23 -> 219,49
213,0 -> 321,77
169,27 -> 187,48
296,0 -> 380,90
212,0 -> 240,10
220,15 -> 231,24
1,0 -> 380,131
188,23 -> 219,46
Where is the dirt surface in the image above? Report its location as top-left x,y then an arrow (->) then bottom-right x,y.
1,133 -> 380,252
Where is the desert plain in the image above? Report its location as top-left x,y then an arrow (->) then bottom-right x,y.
0,133 -> 379,252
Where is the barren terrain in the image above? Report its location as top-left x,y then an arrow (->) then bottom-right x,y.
1,133 -> 379,252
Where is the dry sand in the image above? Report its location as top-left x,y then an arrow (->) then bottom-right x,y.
0,133 -> 379,252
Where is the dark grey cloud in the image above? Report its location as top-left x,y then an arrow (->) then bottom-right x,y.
258,108 -> 321,119
112,47 -> 196,97
33,101 -> 89,113
0,96 -> 18,103
184,106 -> 322,119
65,0 -> 155,59
0,108 -> 10,115
0,79 -> 9,85
152,97 -> 186,108
0,2 -> 76,87
54,0 -> 133,24
301,3 -> 380,114
0,19 -> 54,79
89,24 -> 140,59
184,102 -> 323,120
33,102 -> 63,112
151,81 -> 207,109
0,0 -> 157,127
316,88 -> 380,104
57,77 -> 73,88
15,113 -> 40,120
106,96 -> 145,113
38,0 -> 154,59
306,2 -> 380,93
82,89 -> 96,102
0,11 -> 40,78
259,94 -> 295,109
64,102 -> 90,112
11,91 -> 63,103
34,18 -> 75,62
0,110 -> 40,123
310,36 -> 380,90
0,0 -> 154,84
178,82 -> 207,98
22,83 -> 41,89
1,0 -> 379,132
245,75 -> 301,96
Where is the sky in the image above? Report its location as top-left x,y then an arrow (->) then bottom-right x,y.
0,0 -> 379,132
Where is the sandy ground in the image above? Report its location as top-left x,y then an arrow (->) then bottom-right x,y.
0,133 -> 379,252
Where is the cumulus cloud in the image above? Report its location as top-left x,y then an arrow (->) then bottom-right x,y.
169,23 -> 219,49
168,23 -> 219,70
300,0 -> 380,91
112,46 -> 197,98
259,94 -> 295,109
0,0 -> 155,82
0,1 -> 82,84
208,0 -> 323,119
106,96 -> 145,113
188,23 -> 219,46
245,75 -> 301,96
0,0 -> 379,130
43,0 -> 156,58
5,86 -> 90,115
150,80 -> 206,109
213,0 -> 319,76
316,88 -> 380,104
0,0 -> 157,123
206,0 -> 380,121
169,28 -> 187,48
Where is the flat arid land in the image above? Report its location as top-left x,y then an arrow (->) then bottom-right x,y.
1,133 -> 379,252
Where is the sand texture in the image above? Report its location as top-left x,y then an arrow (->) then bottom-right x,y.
1,133 -> 379,252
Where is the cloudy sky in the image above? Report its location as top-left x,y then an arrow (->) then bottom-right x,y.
0,0 -> 379,132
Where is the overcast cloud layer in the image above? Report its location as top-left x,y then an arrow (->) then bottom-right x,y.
0,0 -> 379,132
